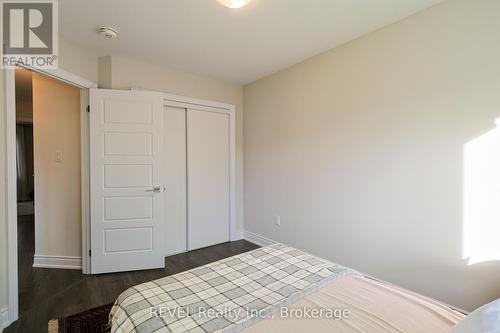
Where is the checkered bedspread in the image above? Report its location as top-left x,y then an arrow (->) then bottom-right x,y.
109,244 -> 359,333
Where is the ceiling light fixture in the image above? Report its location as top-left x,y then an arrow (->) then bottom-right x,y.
217,0 -> 251,9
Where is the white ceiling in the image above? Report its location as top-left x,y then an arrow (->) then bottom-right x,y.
59,0 -> 444,84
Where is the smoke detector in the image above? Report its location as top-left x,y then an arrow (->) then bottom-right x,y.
98,27 -> 118,39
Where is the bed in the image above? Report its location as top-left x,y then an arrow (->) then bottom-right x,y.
109,244 -> 465,333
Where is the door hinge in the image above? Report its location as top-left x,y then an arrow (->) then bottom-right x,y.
86,105 -> 90,113
89,249 -> 91,257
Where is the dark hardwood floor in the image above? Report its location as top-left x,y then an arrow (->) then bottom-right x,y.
6,215 -> 259,333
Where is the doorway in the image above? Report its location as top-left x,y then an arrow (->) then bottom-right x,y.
15,68 -> 35,316
13,68 -> 84,315
4,67 -> 93,324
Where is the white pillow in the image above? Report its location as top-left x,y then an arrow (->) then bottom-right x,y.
450,299 -> 500,333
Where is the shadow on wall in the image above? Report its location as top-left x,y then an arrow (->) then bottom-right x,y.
463,118 -> 500,265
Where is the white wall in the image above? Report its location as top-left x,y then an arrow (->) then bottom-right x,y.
243,0 -> 500,311
109,56 -> 245,234
59,39 -> 99,83
0,68 -> 9,323
32,73 -> 82,260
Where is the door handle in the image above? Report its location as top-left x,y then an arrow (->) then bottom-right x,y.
146,186 -> 161,193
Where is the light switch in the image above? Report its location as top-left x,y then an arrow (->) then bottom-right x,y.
55,151 -> 63,162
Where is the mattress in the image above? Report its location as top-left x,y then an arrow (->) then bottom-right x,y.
244,275 -> 464,333
109,244 -> 465,333
110,244 -> 359,333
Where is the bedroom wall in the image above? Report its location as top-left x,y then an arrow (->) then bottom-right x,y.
32,73 -> 82,261
109,56 -> 245,235
58,39 -> 99,83
243,0 -> 500,311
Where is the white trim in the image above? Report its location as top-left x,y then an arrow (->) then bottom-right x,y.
4,67 -> 97,324
80,90 -> 90,274
166,249 -> 188,257
162,97 -> 240,242
164,100 -> 230,114
17,65 -> 96,89
33,255 -> 83,270
163,92 -> 233,111
243,230 -> 278,247
185,108 -> 191,250
228,104 -> 237,241
233,230 -> 243,240
0,307 -> 9,331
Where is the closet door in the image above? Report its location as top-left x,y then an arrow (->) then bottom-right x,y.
187,109 -> 230,250
164,106 -> 187,255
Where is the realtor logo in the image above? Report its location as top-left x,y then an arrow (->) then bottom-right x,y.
1,0 -> 58,68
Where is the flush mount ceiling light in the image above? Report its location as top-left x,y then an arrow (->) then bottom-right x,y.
98,26 -> 118,39
217,0 -> 251,9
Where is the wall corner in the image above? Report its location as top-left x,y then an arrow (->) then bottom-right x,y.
97,56 -> 112,89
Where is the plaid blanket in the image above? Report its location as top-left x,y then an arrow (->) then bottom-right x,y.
109,244 -> 359,333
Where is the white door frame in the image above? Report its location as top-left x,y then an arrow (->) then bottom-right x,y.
162,93 -> 238,244
3,66 -> 96,325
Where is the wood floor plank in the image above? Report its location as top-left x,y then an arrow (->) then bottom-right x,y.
5,216 -> 259,333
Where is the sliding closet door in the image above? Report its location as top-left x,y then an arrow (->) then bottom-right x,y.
187,109 -> 230,250
164,106 -> 187,255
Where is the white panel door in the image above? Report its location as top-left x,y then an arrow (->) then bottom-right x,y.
187,109 -> 230,250
90,88 -> 165,274
164,106 -> 187,255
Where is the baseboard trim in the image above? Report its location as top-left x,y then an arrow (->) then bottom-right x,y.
0,307 -> 9,331
33,255 -> 82,270
165,249 -> 187,257
231,230 -> 243,241
243,230 -> 278,247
